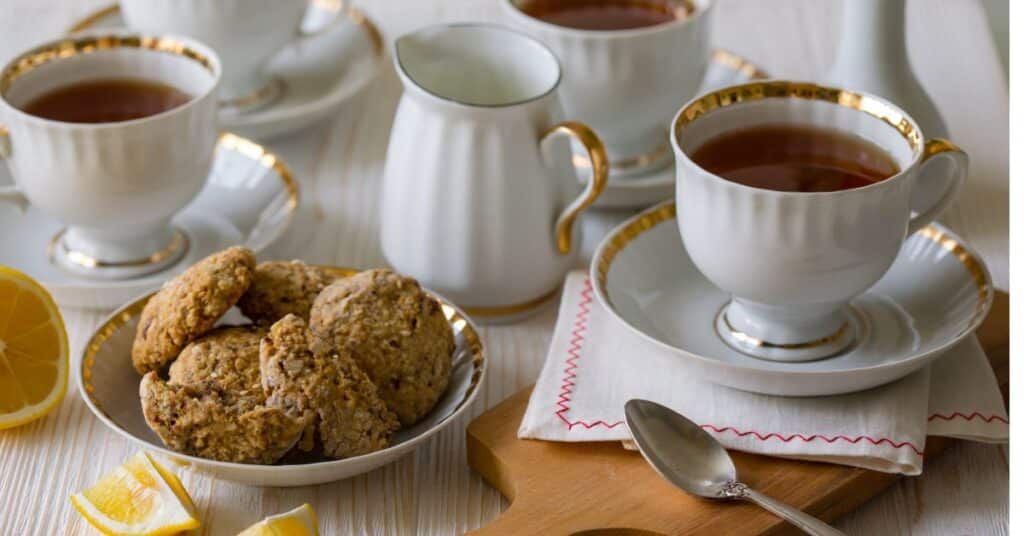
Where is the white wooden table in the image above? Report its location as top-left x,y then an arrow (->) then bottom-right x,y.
0,1 -> 1008,534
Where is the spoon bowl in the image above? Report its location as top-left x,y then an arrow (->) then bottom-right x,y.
624,399 -> 736,499
624,399 -> 845,536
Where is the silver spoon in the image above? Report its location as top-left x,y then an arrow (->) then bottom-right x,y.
624,399 -> 845,536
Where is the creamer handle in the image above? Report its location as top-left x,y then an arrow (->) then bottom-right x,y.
298,0 -> 383,55
540,122 -> 608,255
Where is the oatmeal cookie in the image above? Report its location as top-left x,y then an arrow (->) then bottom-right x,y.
139,372 -> 303,464
260,314 -> 399,458
237,260 -> 338,324
168,326 -> 266,401
131,246 -> 255,374
308,269 -> 454,426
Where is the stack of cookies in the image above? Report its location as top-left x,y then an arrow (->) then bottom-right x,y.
131,247 -> 455,465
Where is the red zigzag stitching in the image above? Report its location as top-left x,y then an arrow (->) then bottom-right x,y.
552,278 -> 1006,455
554,278 -> 615,429
928,411 -> 1008,424
700,425 -> 924,456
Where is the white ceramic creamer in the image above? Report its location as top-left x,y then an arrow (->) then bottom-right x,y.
381,24 -> 608,322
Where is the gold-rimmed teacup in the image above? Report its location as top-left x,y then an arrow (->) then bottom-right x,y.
502,0 -> 713,177
0,32 -> 221,280
671,81 -> 968,362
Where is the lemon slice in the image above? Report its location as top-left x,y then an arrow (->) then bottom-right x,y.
71,451 -> 201,536
238,504 -> 319,536
148,454 -> 200,525
0,266 -> 68,429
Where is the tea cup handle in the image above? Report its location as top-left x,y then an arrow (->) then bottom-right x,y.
541,122 -> 609,255
0,127 -> 29,212
297,1 -> 378,44
906,138 -> 968,236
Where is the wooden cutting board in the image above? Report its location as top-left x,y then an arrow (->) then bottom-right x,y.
466,292 -> 1009,535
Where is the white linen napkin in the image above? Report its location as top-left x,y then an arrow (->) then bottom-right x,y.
518,271 -> 1008,475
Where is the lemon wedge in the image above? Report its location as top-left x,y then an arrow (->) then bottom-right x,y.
238,504 -> 319,536
0,266 -> 68,429
71,451 -> 200,536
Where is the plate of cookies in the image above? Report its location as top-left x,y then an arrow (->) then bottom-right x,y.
78,247 -> 485,486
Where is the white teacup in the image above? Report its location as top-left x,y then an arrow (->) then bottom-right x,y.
0,32 -> 221,279
671,81 -> 968,362
121,0 -> 347,113
503,0 -> 712,177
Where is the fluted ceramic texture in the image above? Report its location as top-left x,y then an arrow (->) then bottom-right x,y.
676,156 -> 916,306
5,104 -> 216,231
381,92 -> 578,308
505,0 -> 712,160
889,229 -> 990,343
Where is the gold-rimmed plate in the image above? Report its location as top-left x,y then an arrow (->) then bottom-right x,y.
0,133 -> 299,309
78,268 -> 486,487
590,201 -> 994,396
69,2 -> 386,140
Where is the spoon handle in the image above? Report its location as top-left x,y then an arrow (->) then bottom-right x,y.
742,487 -> 846,536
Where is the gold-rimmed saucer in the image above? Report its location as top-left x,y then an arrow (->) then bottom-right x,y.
590,201 -> 994,396
0,133 -> 299,309
78,270 -> 486,486
70,2 -> 386,141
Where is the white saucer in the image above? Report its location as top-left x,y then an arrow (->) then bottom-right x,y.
70,3 -> 386,141
0,133 -> 298,309
591,201 -> 994,396
78,268 -> 485,487
583,50 -> 769,209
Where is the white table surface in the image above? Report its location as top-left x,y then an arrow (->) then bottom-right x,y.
0,0 -> 1009,534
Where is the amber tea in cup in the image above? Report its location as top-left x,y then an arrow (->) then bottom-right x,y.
21,78 -> 191,124
690,124 -> 900,193
519,0 -> 691,30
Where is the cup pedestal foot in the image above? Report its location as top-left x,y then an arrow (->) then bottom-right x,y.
49,226 -> 189,280
714,301 -> 861,362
